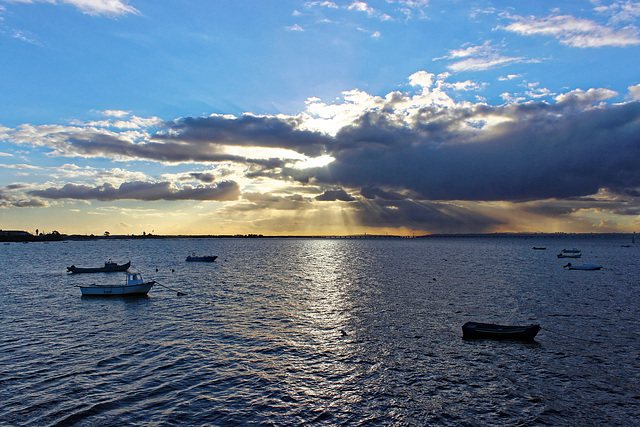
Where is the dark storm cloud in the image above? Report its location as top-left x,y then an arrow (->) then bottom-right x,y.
30,180 -> 240,201
361,186 -> 409,201
12,198 -> 47,208
65,132 -> 285,167
312,101 -> 640,202
188,172 -> 216,183
0,185 -> 47,208
13,92 -> 640,205
315,189 -> 356,202
157,114 -> 334,157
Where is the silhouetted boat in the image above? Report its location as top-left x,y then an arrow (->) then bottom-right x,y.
462,322 -> 541,341
557,253 -> 581,258
532,247 -> 546,250
186,254 -> 218,262
67,260 -> 131,274
78,273 -> 155,296
562,248 -> 581,253
563,263 -> 602,270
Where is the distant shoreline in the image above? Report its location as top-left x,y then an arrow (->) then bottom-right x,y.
1,230 -> 636,242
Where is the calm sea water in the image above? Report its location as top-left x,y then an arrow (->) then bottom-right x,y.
1,236 -> 639,426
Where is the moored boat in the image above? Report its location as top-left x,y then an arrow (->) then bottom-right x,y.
186,254 -> 218,262
462,322 -> 541,341
557,253 -> 581,258
532,247 -> 546,250
67,260 -> 131,274
78,273 -> 155,296
562,248 -> 581,253
563,263 -> 603,270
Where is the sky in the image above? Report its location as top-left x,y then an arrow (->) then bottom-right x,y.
1,0 -> 640,236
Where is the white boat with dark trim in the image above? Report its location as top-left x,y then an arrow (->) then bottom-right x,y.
78,273 -> 155,296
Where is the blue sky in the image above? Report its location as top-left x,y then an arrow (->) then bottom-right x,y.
2,0 -> 640,236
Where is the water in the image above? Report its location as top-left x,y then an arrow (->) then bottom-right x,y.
1,236 -> 639,426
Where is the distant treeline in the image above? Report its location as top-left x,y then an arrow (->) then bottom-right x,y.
1,229 -> 636,242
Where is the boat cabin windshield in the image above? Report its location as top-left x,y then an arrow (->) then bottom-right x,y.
127,273 -> 142,283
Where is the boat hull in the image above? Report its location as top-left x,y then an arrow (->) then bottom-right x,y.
186,256 -> 218,262
568,264 -> 602,270
79,282 -> 155,296
462,322 -> 541,341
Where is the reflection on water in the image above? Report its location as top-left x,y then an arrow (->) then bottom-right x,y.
1,237 -> 640,425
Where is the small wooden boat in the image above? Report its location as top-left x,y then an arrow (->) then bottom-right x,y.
462,322 -> 541,341
186,254 -> 218,262
78,273 -> 155,296
557,253 -> 581,258
67,260 -> 131,274
562,248 -> 581,253
563,263 -> 602,270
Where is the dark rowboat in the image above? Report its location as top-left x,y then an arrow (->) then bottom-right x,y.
186,254 -> 218,262
67,260 -> 131,274
564,263 -> 603,270
557,253 -> 581,258
462,322 -> 541,341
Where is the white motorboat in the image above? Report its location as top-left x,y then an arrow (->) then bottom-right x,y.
78,273 -> 155,296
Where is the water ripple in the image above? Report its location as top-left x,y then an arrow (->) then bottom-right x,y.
1,237 -> 640,425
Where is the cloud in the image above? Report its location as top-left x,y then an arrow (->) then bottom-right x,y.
316,188 -> 356,201
238,192 -> 312,211
305,1 -> 339,8
156,114 -> 334,158
348,1 -> 392,21
6,71 -> 640,211
629,83 -> 640,99
30,180 -> 241,201
354,198 -> 504,233
499,14 -> 640,47
303,98 -> 640,202
438,41 -> 530,72
594,1 -> 640,25
0,183 -> 47,208
498,74 -> 523,81
7,121 -> 294,166
187,172 -> 216,183
4,0 -> 139,16
0,163 -> 41,170
555,88 -> 618,106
